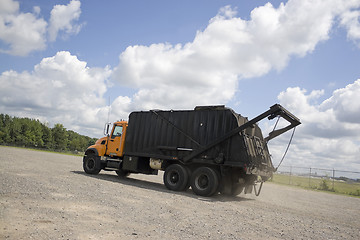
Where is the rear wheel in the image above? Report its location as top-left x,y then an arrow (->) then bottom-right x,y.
231,183 -> 244,196
83,154 -> 101,174
163,164 -> 189,191
190,167 -> 219,197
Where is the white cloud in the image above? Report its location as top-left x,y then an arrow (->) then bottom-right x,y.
0,0 -> 18,14
269,80 -> 360,171
340,9 -> 360,46
321,80 -> 360,123
0,0 -> 47,56
48,0 -> 83,42
33,6 -> 41,16
0,0 -> 83,56
112,0 -> 360,113
0,51 -> 112,136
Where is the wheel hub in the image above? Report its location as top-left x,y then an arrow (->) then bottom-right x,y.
196,175 -> 209,189
170,172 -> 179,184
87,159 -> 95,169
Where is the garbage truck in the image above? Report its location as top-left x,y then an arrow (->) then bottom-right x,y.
83,104 -> 300,197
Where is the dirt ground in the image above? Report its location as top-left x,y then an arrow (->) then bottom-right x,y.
1,146 -> 359,239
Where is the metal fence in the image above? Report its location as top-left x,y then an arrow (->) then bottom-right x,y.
274,165 -> 360,194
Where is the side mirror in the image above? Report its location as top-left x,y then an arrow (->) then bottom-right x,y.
104,123 -> 111,136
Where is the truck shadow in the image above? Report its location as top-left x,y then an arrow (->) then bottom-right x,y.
71,171 -> 254,202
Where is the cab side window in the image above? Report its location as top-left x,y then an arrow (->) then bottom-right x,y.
111,125 -> 123,139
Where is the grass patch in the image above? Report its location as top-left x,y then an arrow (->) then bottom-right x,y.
271,174 -> 360,197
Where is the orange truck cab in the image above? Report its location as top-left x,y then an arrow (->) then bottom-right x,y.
83,120 -> 129,176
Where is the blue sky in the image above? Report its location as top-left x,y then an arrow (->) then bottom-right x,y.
1,0 -> 360,173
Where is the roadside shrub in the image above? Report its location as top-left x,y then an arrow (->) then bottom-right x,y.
318,178 -> 335,192
349,189 -> 360,196
319,179 -> 330,191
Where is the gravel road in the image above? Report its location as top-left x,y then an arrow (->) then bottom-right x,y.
1,146 -> 359,239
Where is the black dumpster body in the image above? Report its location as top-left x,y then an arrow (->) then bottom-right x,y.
121,105 -> 280,195
124,106 -> 272,171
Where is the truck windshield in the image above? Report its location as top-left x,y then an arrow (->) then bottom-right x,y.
111,125 -> 123,138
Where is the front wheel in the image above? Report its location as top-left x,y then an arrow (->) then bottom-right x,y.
190,167 -> 219,197
83,154 -> 101,174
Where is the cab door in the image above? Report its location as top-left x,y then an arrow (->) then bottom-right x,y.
106,124 -> 124,157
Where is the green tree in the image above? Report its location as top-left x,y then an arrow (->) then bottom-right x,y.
42,124 -> 53,149
67,130 -> 80,151
32,120 -> 44,148
52,124 -> 67,151
88,138 -> 97,146
0,113 -> 97,152
10,118 -> 22,145
0,114 -> 6,144
0,114 -> 12,144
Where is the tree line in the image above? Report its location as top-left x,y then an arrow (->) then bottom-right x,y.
0,114 -> 97,152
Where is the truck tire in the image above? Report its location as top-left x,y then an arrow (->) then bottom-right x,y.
116,169 -> 130,177
83,154 -> 101,174
190,167 -> 219,197
163,164 -> 189,191
231,183 -> 244,196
